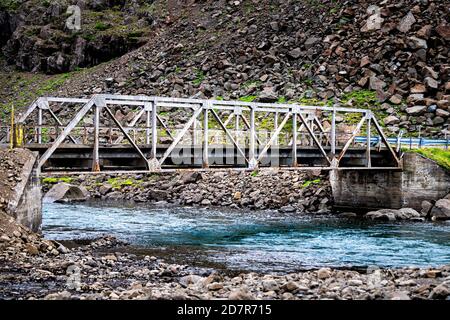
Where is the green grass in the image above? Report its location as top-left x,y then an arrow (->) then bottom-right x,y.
36,73 -> 72,96
408,148 -> 450,171
341,90 -> 379,108
0,0 -> 21,10
340,89 -> 400,127
192,70 -> 205,86
277,96 -> 287,104
250,170 -> 259,177
302,178 -> 321,188
94,22 -> 110,31
242,80 -> 262,89
0,68 -> 89,122
303,78 -> 314,86
297,97 -> 329,106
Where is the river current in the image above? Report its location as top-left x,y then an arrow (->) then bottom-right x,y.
43,201 -> 450,273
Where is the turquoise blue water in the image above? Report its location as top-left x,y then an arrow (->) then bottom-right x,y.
43,202 -> 450,272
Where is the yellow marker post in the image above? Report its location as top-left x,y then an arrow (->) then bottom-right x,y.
10,104 -> 14,150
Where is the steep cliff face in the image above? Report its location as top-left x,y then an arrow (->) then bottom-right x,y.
0,0 -> 154,73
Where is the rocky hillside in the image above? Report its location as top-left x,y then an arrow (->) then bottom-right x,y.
1,0 -> 449,137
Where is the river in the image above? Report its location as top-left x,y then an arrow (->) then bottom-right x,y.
42,201 -> 450,273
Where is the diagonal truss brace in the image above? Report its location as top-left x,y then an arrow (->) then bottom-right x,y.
104,105 -> 150,170
159,107 -> 203,165
210,109 -> 248,163
38,96 -> 98,170
257,112 -> 291,162
297,112 -> 331,165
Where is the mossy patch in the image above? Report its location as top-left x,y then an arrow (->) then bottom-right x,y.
107,177 -> 143,189
239,96 -> 257,102
302,178 -> 321,188
42,177 -> 73,184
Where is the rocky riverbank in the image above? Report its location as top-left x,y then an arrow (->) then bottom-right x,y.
42,169 -> 333,214
1,219 -> 449,300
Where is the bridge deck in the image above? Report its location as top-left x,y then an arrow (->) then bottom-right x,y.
21,143 -> 398,172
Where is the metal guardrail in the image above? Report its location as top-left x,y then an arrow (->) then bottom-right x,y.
355,137 -> 450,149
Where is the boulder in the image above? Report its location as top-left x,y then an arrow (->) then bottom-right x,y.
384,115 -> 400,125
366,208 -> 420,221
406,105 -> 426,115
43,183 -> 87,203
390,291 -> 411,300
430,199 -> 450,220
317,268 -> 332,279
228,288 -> 254,300
288,48 -> 302,59
180,172 -> 201,184
179,275 -> 205,288
428,283 -> 450,299
304,37 -> 321,49
258,87 -> 278,102
420,201 -> 433,217
397,208 -> 421,220
436,24 -> 450,41
397,12 -> 416,33
365,209 -> 397,221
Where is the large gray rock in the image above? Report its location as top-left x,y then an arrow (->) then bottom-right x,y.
43,183 -> 87,203
180,172 -> 201,184
430,199 -> 450,220
396,208 -> 421,220
365,208 -> 421,221
397,11 -> 416,33
366,209 -> 397,221
406,105 -> 427,115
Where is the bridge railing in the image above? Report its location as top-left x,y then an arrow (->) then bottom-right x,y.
12,94 -> 407,172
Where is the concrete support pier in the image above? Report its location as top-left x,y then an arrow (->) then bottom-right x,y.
331,153 -> 450,211
1,149 -> 42,232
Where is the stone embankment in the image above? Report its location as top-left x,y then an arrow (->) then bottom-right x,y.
42,170 -> 333,214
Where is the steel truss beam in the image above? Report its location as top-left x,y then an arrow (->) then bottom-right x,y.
15,94 -> 400,172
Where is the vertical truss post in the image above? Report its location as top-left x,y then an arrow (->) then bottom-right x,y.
309,116 -> 314,146
366,112 -> 372,168
292,110 -> 297,167
274,111 -> 279,146
203,103 -> 209,168
145,102 -> 151,145
148,100 -> 160,171
37,106 -> 43,144
92,98 -> 104,172
331,107 -> 336,157
248,106 -> 257,169
235,110 -> 240,144
192,111 -> 197,146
